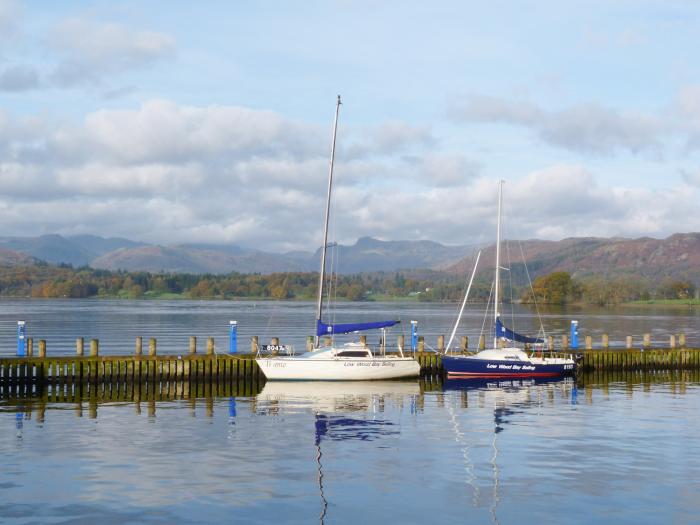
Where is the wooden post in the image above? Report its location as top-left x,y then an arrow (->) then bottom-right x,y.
547,335 -> 554,351
90,339 -> 99,357
602,334 -> 609,349
670,334 -> 676,349
135,336 -> 142,356
149,338 -> 157,356
189,336 -> 197,354
397,334 -> 405,353
643,333 -> 651,349
251,335 -> 259,353
307,336 -> 314,352
626,336 -> 632,349
460,336 -> 468,353
680,333 -> 686,348
418,336 -> 425,354
207,337 -> 215,355
76,337 -> 84,356
585,336 -> 592,350
27,338 -> 33,357
437,335 -> 445,353
38,340 -> 46,358
478,335 -> 486,351
562,334 -> 569,350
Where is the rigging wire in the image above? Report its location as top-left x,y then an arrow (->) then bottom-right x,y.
518,241 -> 548,346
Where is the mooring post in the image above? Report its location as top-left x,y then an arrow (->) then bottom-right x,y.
17,320 -> 26,357
626,336 -> 632,349
585,336 -> 592,350
437,335 -> 445,353
27,338 -> 33,357
547,335 -> 554,351
602,334 -> 609,349
76,337 -> 84,356
397,334 -> 405,353
149,338 -> 157,356
251,335 -> 259,354
418,335 -> 425,354
643,333 -> 651,349
570,320 -> 579,349
229,321 -> 237,354
189,336 -> 197,354
680,333 -> 687,347
306,336 -> 314,352
410,320 -> 418,352
207,337 -> 215,355
670,335 -> 676,349
90,339 -> 99,357
135,336 -> 143,356
478,335 -> 486,351
38,340 -> 46,358
562,334 -> 569,350
461,336 -> 468,353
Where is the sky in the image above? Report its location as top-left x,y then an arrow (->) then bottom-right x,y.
1,0 -> 700,251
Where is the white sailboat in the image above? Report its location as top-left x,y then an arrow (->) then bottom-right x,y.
256,96 -> 420,381
442,180 -> 577,379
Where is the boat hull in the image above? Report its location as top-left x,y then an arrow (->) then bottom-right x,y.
442,355 -> 575,379
256,357 -> 420,381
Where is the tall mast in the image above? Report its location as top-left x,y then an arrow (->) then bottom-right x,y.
493,180 -> 503,349
315,95 -> 342,347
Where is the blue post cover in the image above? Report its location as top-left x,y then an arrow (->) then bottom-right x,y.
17,321 -> 26,357
229,320 -> 237,354
411,320 -> 418,352
570,320 -> 579,349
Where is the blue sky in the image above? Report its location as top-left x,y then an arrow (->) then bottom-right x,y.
1,0 -> 699,250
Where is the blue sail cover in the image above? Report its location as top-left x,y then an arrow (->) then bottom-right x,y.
317,319 -> 400,337
495,317 -> 544,344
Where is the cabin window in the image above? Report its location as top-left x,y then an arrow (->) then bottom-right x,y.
336,351 -> 370,357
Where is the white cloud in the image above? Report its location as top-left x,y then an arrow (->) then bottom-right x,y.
449,94 -> 664,156
0,64 -> 40,91
0,99 -> 698,251
49,17 -> 176,86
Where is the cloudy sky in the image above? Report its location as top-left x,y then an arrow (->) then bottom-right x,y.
1,0 -> 700,251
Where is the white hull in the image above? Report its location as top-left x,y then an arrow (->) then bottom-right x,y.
256,355 -> 420,381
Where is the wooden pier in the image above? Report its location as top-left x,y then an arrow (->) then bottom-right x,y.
1,332 -> 697,391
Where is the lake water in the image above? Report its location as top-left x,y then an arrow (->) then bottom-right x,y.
1,300 -> 699,524
0,299 -> 698,356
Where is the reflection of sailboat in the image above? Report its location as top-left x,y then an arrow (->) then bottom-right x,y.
256,96 -> 419,381
258,380 -> 419,525
442,181 -> 576,379
443,377 -> 574,525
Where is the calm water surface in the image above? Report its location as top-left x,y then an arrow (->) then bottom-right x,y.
0,299 -> 697,355
2,376 -> 700,524
1,300 -> 699,524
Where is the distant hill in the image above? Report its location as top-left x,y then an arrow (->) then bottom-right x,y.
2,232 -> 699,284
0,234 -> 142,266
91,236 -> 477,274
446,233 -> 700,284
90,245 -> 312,274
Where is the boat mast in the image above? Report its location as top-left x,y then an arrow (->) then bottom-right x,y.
493,180 -> 503,349
315,95 -> 342,347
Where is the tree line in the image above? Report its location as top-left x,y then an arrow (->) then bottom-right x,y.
0,263 -> 696,305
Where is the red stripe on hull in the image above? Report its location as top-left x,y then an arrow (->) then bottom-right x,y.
447,372 -> 563,378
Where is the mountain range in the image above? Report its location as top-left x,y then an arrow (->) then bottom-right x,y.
0,233 -> 699,284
